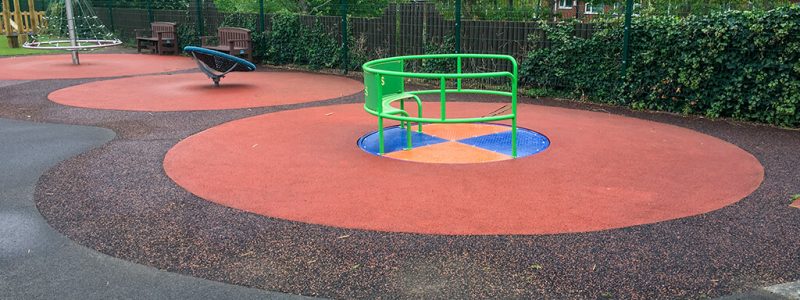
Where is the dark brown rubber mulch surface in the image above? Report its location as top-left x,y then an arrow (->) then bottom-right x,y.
1,71 -> 798,299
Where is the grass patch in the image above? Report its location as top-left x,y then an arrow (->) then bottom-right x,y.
0,36 -> 56,56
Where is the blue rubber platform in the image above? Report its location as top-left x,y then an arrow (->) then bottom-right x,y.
358,126 -> 447,154
358,123 -> 550,162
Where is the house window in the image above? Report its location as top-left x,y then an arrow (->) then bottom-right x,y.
585,2 -> 605,14
612,2 -> 640,16
558,0 -> 572,9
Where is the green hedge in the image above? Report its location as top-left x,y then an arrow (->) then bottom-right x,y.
217,13 -> 364,71
521,6 -> 800,127
172,13 -> 357,71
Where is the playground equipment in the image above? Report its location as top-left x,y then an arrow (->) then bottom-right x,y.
23,0 -> 121,64
184,46 -> 257,87
362,54 -> 519,157
1,0 -> 45,47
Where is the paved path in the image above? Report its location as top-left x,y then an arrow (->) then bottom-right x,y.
0,118 -> 307,299
1,70 -> 798,298
716,282 -> 800,300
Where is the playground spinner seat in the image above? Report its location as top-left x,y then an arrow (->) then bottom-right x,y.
135,22 -> 178,55
362,53 -> 519,157
184,46 -> 256,87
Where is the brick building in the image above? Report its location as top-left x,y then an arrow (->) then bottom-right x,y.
555,0 -> 800,20
553,0 -> 610,20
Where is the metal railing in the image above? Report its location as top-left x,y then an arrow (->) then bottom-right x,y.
362,53 -> 519,156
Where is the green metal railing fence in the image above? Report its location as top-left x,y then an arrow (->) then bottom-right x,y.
85,0 -> 795,82
88,0 -> 610,74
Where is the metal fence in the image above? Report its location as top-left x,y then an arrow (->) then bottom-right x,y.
84,0 -> 786,78
92,1 -> 604,76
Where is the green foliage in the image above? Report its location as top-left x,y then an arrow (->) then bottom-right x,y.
521,6 -> 800,127
524,86 -> 566,98
421,35 -> 456,73
306,23 -> 339,69
344,34 -> 371,71
435,0 -> 546,21
266,13 -> 306,64
0,36 -> 56,56
636,0 -> 793,17
214,12 -> 363,71
176,22 -> 199,49
91,0 -> 189,10
41,1 -> 66,36
522,19 -> 624,103
219,12 -> 336,68
213,0 -> 263,13
212,0 -> 388,17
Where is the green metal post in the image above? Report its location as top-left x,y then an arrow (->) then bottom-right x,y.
440,77 -> 446,120
108,5 -> 114,32
621,0 -> 633,76
511,63 -> 518,157
195,0 -> 204,38
406,120 -> 412,150
147,0 -> 153,23
456,56 -> 462,90
340,0 -> 349,74
376,75 -> 384,154
258,0 -> 265,32
400,99 -> 406,129
378,116 -> 384,154
454,0 -> 461,54
404,102 -> 412,150
417,101 -> 423,132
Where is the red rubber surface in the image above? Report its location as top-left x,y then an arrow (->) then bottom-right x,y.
164,103 -> 764,235
48,72 -> 364,111
0,54 -> 195,79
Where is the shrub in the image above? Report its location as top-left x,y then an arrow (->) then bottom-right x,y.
177,22 -> 200,49
421,35 -> 457,74
521,6 -> 800,127
521,20 -> 624,103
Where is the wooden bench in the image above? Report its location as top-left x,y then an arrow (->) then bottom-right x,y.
201,27 -> 253,62
135,22 -> 178,55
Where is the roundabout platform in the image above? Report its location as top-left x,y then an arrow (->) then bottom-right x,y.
0,54 -> 196,79
48,71 -> 364,111
357,123 -> 550,163
164,102 -> 764,235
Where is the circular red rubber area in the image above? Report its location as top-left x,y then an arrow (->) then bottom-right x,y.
164,103 -> 764,235
48,72 -> 363,111
0,54 -> 195,79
